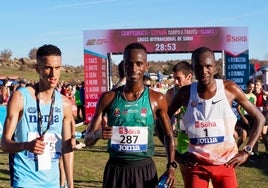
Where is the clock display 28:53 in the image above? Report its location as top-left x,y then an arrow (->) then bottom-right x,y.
155,43 -> 177,51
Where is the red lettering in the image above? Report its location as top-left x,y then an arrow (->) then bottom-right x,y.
118,127 -> 140,134
226,35 -> 247,42
195,121 -> 216,128
151,29 -> 167,36
231,36 -> 247,42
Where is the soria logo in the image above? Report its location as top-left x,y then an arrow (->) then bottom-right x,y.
226,35 -> 247,42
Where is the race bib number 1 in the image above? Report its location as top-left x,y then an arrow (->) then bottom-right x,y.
188,119 -> 225,145
111,126 -> 148,152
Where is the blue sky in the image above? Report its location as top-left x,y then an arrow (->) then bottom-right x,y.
1,0 -> 268,66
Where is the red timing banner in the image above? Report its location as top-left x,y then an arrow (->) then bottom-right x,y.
84,27 -> 248,56
83,27 -> 248,122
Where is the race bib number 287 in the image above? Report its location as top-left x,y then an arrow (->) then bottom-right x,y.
111,126 -> 148,152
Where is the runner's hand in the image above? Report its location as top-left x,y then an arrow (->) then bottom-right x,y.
226,150 -> 249,167
25,136 -> 45,154
101,116 -> 112,139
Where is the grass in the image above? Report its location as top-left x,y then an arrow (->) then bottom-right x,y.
1,125 -> 268,188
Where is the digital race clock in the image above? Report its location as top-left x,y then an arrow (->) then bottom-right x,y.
155,43 -> 177,51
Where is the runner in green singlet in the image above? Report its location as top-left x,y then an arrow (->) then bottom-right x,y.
84,42 -> 176,188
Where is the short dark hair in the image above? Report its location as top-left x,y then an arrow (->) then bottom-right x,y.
247,80 -> 254,86
124,42 -> 147,54
36,44 -> 61,61
191,47 -> 215,64
255,79 -> 262,84
172,61 -> 193,76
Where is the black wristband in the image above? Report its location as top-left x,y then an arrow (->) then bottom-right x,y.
167,161 -> 177,169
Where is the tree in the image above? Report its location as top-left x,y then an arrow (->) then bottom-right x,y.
163,62 -> 176,75
28,48 -> 37,60
1,49 -> 12,62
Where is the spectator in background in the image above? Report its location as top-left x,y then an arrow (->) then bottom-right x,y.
80,81 -> 86,122
253,79 -> 268,158
65,84 -> 74,101
0,85 -> 4,105
15,79 -> 27,90
163,61 -> 193,184
9,82 -> 19,96
22,79 -> 27,84
143,74 -> 152,87
165,61 -> 193,132
1,79 -> 10,105
236,80 -> 257,150
75,85 -> 83,122
60,83 -> 67,96
113,60 -> 126,89
157,70 -> 164,83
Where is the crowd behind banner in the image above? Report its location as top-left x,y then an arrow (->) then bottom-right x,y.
0,79 -> 85,140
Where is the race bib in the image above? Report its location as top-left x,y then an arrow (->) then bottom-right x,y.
111,126 -> 148,152
188,119 -> 225,145
27,132 -> 62,170
38,143 -> 51,171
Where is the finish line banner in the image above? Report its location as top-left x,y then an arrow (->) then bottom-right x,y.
84,27 -> 248,55
84,27 -> 248,122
